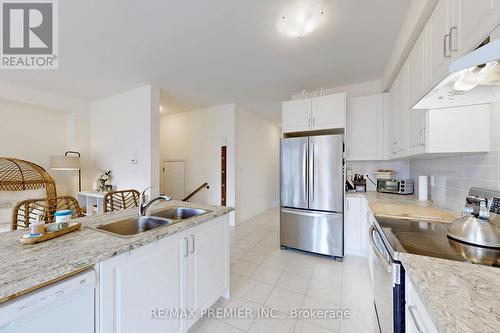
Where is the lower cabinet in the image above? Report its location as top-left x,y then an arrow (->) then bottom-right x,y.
98,215 -> 229,333
344,196 -> 368,257
405,273 -> 438,333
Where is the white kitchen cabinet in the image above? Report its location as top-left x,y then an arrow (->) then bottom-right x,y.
388,64 -> 409,158
99,232 -> 188,333
346,94 -> 384,161
405,273 -> 439,333
426,104 -> 490,153
344,196 -> 367,257
98,215 -> 229,333
282,99 -> 312,133
452,0 -> 500,58
427,0 -> 453,88
187,216 -> 229,327
282,92 -> 346,133
311,93 -> 346,130
407,28 -> 427,154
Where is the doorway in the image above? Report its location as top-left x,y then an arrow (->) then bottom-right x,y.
162,160 -> 186,200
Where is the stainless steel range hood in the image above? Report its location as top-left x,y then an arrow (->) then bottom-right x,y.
413,38 -> 500,110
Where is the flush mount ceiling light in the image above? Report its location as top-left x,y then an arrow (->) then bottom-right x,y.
277,1 -> 326,38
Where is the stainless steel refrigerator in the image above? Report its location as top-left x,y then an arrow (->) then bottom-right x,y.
280,134 -> 344,259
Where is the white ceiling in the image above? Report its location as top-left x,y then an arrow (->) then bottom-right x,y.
0,0 -> 410,124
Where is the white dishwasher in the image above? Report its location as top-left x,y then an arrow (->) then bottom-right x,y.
0,269 -> 96,333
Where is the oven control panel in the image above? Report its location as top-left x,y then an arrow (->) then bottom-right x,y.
490,197 -> 500,215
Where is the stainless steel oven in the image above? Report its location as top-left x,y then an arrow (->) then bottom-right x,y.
369,225 -> 405,333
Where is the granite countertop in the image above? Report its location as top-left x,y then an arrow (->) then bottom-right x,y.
0,201 -> 233,303
346,191 -> 458,222
349,191 -> 500,332
400,253 -> 500,333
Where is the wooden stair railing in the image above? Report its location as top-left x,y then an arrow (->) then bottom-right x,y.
182,183 -> 209,202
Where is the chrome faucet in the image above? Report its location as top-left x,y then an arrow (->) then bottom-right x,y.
138,186 -> 172,216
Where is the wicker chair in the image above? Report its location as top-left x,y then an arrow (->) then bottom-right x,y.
0,158 -> 57,198
12,196 -> 84,230
103,189 -> 140,213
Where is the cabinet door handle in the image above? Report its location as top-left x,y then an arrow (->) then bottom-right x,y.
308,117 -> 311,128
184,237 -> 189,257
346,200 -> 349,211
449,26 -> 458,52
443,33 -> 451,58
312,117 -> 315,127
408,306 -> 424,333
190,234 -> 195,254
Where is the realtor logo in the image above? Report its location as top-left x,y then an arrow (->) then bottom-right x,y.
1,0 -> 58,69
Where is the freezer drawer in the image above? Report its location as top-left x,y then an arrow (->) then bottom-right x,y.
280,208 -> 343,257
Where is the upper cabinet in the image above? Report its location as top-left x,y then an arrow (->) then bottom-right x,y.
452,0 -> 500,58
426,0 -> 500,90
282,92 -> 346,133
347,94 -> 384,161
427,0 -> 453,87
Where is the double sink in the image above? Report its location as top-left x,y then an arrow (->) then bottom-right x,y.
96,207 -> 210,236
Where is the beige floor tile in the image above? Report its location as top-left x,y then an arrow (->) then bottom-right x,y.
234,278 -> 274,305
230,247 -> 249,260
341,287 -> 374,315
265,287 -> 304,314
306,278 -> 342,305
189,318 -> 243,333
251,265 -> 284,285
277,272 -> 310,294
230,273 -> 247,295
231,261 -> 259,278
294,320 -> 337,333
233,239 -> 259,250
284,261 -> 316,279
215,297 -> 260,332
339,309 -> 377,333
311,263 -> 343,284
248,315 -> 297,333
301,296 -> 342,332
240,250 -> 268,265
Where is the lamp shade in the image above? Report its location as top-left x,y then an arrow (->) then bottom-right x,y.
49,156 -> 81,170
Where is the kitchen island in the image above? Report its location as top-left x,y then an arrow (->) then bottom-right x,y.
0,200 -> 233,332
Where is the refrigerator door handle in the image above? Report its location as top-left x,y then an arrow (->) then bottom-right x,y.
281,208 -> 342,217
303,142 -> 307,203
311,143 -> 315,203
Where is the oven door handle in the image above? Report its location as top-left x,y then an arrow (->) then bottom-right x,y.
369,225 -> 391,272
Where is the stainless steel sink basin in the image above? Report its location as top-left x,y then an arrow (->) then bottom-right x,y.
96,216 -> 172,236
150,207 -> 209,220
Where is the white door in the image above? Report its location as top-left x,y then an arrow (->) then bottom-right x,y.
346,94 -> 384,160
452,0 -> 500,57
99,232 -> 189,333
428,0 -> 452,87
163,161 -> 185,199
282,99 -> 312,133
187,216 -> 229,328
311,93 -> 346,130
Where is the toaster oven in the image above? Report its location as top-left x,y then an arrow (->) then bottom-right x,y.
377,179 -> 414,195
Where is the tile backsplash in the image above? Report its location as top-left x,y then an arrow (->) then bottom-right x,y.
409,152 -> 500,212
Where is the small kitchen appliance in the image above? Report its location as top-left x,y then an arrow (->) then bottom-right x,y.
377,178 -> 414,195
353,174 -> 366,192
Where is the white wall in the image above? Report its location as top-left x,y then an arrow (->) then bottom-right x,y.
90,85 -> 160,195
159,104 -> 236,224
235,108 -> 280,224
0,100 -> 77,195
